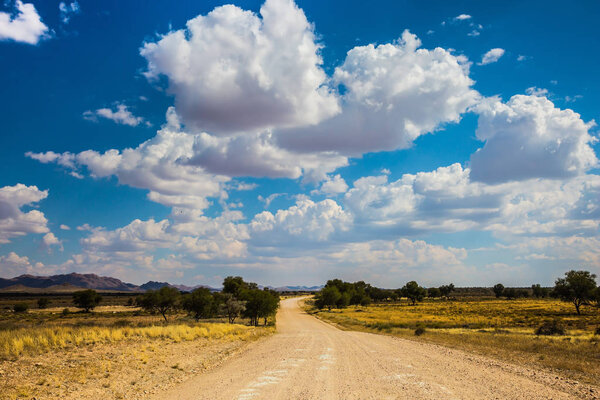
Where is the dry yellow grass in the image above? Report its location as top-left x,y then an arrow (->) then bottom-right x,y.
310,298 -> 600,385
1,322 -> 268,359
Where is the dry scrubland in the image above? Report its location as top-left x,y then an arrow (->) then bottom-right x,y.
309,298 -> 600,385
0,303 -> 273,400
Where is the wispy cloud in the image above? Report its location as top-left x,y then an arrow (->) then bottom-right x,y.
83,103 -> 149,127
478,48 -> 505,65
59,1 -> 80,24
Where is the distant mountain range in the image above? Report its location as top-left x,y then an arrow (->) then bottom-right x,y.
0,273 -> 321,293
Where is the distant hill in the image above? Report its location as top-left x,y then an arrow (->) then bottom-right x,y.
138,281 -> 172,291
0,273 -> 218,293
271,285 -> 323,292
0,273 -> 138,292
0,283 -> 88,293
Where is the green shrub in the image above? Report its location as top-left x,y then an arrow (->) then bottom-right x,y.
13,303 -> 29,313
61,308 -> 70,316
37,298 -> 50,309
414,326 -> 426,336
535,320 -> 566,336
595,326 -> 600,335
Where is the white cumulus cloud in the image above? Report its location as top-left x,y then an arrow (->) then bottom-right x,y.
0,0 -> 49,44
471,93 -> 598,183
140,0 -> 339,135
0,184 -> 49,244
278,30 -> 479,155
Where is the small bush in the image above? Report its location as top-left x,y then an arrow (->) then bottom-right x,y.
535,320 -> 566,336
595,326 -> 600,336
13,303 -> 29,313
37,298 -> 50,309
414,326 -> 426,336
61,308 -> 70,316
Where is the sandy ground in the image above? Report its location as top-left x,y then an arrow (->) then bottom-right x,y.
157,297 -> 600,400
0,330 -> 267,399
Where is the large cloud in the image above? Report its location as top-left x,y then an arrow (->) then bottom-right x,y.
0,184 -> 49,244
278,30 -> 479,154
0,1 -> 49,45
471,93 -> 598,183
140,0 -> 339,134
250,197 -> 352,243
0,252 -> 45,277
187,131 -> 348,183
344,163 -> 600,237
27,114 -> 229,212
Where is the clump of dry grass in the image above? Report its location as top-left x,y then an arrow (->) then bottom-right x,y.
1,322 -> 270,359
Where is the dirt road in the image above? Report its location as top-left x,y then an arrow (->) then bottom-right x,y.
158,297 -> 598,399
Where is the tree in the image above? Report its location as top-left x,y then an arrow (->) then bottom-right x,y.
139,286 -> 181,321
427,287 -> 441,298
182,288 -> 217,321
439,283 -> 455,299
493,283 -> 504,298
72,289 -> 102,312
223,276 -> 257,298
242,289 -> 279,326
531,284 -> 549,298
503,287 -> 517,299
37,297 -> 50,309
337,291 -> 351,308
317,286 -> 342,310
553,270 -> 597,315
401,281 -> 426,305
220,293 -> 246,323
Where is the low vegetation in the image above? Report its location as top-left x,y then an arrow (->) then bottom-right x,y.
0,276 -> 279,399
1,321 -> 265,359
310,270 -> 600,385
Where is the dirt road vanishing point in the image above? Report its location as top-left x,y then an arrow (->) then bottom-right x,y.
157,297 -> 599,400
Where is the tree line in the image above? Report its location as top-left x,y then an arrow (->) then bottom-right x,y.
315,270 -> 600,315
136,276 -> 280,325
46,276 -> 280,326
314,279 -> 455,310
494,270 -> 600,314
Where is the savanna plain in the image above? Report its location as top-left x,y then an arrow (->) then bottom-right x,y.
1,289 -> 600,399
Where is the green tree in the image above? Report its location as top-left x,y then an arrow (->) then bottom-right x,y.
427,287 -> 441,298
493,283 -> 504,298
242,289 -> 279,326
401,281 -> 426,305
223,276 -> 257,298
553,270 -> 597,315
531,284 -> 549,298
139,286 -> 181,321
220,293 -> 246,323
317,286 -> 341,310
182,288 -> 217,321
439,283 -> 455,299
72,289 -> 102,312
503,287 -> 517,299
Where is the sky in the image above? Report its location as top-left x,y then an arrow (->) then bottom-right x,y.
0,0 -> 599,288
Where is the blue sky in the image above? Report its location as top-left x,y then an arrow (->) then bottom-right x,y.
1,0 -> 599,287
